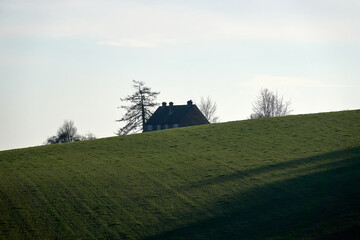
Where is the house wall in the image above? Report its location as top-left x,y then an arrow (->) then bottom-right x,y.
144,123 -> 179,132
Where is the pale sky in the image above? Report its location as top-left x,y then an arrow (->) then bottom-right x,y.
1,0 -> 360,150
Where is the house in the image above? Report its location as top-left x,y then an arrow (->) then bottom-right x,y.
144,100 -> 210,132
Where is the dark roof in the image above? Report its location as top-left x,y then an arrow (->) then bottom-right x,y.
145,100 -> 210,128
146,105 -> 193,125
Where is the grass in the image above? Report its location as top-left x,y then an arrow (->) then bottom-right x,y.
0,110 -> 359,239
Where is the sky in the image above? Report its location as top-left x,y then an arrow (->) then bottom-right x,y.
0,0 -> 360,151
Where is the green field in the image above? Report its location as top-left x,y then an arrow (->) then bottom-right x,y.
1,110 -> 360,239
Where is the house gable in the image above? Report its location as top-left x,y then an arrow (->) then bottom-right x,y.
179,105 -> 210,127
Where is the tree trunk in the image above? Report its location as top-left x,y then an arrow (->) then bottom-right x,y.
140,89 -> 145,132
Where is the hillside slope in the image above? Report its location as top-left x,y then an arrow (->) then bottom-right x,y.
1,110 -> 360,239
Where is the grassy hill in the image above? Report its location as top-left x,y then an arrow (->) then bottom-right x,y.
1,110 -> 360,239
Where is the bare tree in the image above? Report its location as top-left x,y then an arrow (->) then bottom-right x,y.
45,120 -> 81,144
250,88 -> 292,119
44,120 -> 96,144
199,96 -> 219,123
81,133 -> 97,141
57,120 -> 79,142
116,80 -> 160,135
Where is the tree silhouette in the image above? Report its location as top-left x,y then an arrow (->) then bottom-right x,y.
199,96 -> 219,123
116,80 -> 160,135
250,88 -> 292,119
44,120 -> 96,144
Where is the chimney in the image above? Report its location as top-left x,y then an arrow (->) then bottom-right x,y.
162,102 -> 167,108
187,100 -> 193,107
169,102 -> 174,113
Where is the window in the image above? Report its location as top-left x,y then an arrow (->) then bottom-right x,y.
157,124 -> 161,130
173,124 -> 179,128
164,124 -> 169,129
147,125 -> 152,131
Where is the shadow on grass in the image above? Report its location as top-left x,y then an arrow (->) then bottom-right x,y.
186,147 -> 360,191
146,147 -> 360,239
